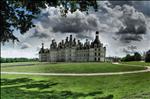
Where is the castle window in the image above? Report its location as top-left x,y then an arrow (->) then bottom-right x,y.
95,53 -> 97,56
95,57 -> 97,61
98,58 -> 100,61
94,44 -> 97,48
98,53 -> 100,56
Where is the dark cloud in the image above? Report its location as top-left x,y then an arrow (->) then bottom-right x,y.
52,18 -> 98,33
122,45 -> 137,54
128,45 -> 137,51
109,1 -> 150,16
109,1 -> 133,7
52,13 -> 99,33
76,33 -> 93,40
31,8 -> 100,39
116,5 -> 147,43
120,35 -> 143,43
20,43 -> 31,49
122,48 -> 132,54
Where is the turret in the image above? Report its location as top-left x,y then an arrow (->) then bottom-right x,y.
42,43 -> 44,49
50,39 -> 57,49
93,31 -> 100,45
95,31 -> 100,41
69,35 -> 73,47
39,43 -> 44,54
65,37 -> 69,43
77,40 -> 80,44
70,35 -> 72,42
73,38 -> 76,46
62,40 -> 64,45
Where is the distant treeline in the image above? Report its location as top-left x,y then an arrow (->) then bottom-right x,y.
0,57 -> 38,63
121,52 -> 142,62
121,50 -> 150,62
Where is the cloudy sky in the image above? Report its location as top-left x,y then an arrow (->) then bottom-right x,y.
1,1 -> 150,58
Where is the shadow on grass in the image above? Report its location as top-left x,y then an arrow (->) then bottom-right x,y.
1,78 -> 113,99
1,78 -> 32,86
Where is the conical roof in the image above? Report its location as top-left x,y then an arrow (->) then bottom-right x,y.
93,31 -> 100,45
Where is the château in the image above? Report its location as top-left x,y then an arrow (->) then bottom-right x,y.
39,31 -> 106,62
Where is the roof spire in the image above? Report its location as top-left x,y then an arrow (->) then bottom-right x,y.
42,43 -> 44,49
93,31 -> 100,45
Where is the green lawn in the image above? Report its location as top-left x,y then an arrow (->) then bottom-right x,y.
1,62 -> 150,99
1,73 -> 150,99
1,62 -> 40,67
121,61 -> 150,66
1,62 -> 146,73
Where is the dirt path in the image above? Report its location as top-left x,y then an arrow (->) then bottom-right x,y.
1,66 -> 150,76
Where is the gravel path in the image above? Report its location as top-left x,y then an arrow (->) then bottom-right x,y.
1,66 -> 150,76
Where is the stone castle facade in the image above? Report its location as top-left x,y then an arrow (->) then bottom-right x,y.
39,31 -> 106,62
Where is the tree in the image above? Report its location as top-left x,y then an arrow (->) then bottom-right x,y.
134,52 -> 141,61
121,52 -> 142,62
121,54 -> 133,62
145,50 -> 150,62
0,0 -> 98,44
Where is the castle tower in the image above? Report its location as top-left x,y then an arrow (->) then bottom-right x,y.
69,35 -> 73,47
70,35 -> 72,42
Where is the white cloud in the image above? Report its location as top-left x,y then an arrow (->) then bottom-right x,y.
1,49 -> 36,58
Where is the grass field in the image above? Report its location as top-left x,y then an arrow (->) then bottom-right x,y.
1,73 -> 150,99
121,61 -> 150,66
1,62 -> 40,67
1,61 -> 150,99
1,62 -> 146,73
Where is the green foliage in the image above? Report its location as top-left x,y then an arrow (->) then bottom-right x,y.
145,50 -> 150,62
134,52 -> 142,61
0,57 -> 38,63
1,0 -> 98,43
121,52 -> 142,62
